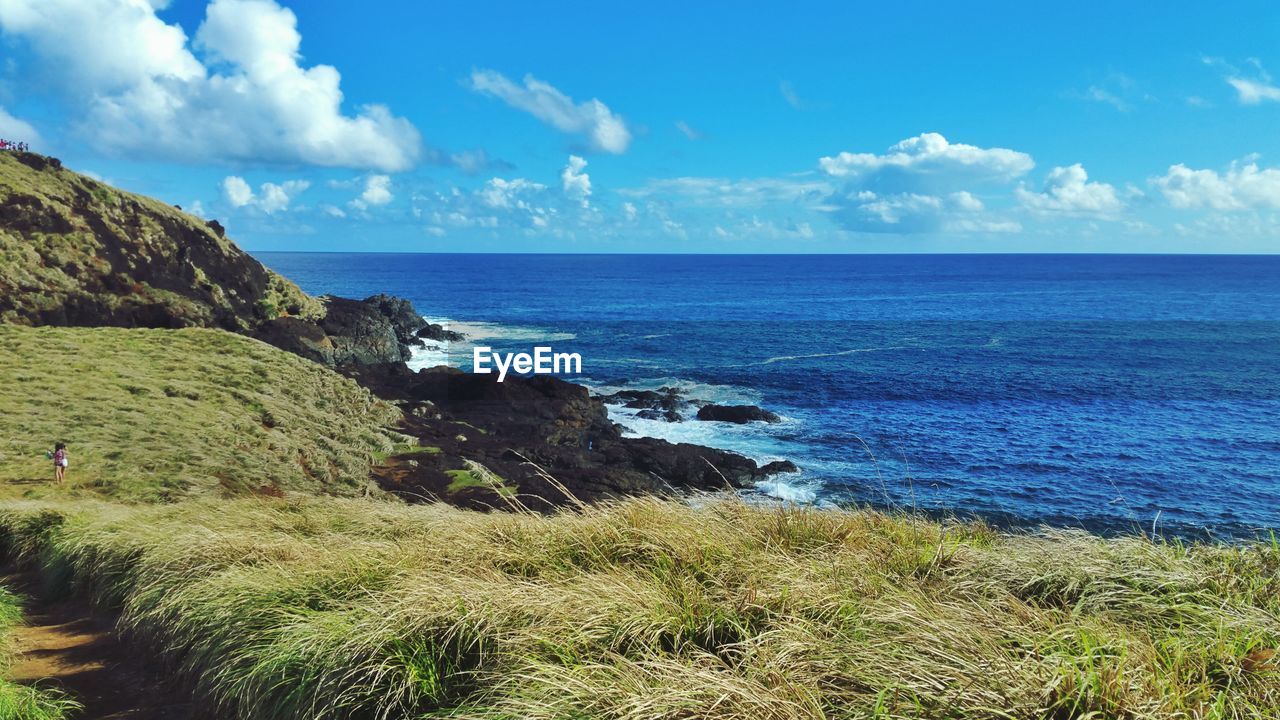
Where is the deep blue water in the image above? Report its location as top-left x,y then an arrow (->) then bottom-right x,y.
258,253 -> 1280,538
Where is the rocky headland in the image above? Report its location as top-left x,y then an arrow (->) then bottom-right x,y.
0,151 -> 796,508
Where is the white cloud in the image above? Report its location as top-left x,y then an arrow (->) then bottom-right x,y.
1154,157 -> 1280,210
0,0 -> 421,171
349,174 -> 393,210
1227,77 -> 1280,104
622,202 -> 638,221
823,189 -> 1016,234
561,155 -> 591,207
478,177 -> 547,210
469,69 -> 631,153
222,174 -> 308,213
1076,73 -> 1149,112
1016,164 -> 1125,216
818,132 -> 1034,184
1084,86 -> 1128,111
222,176 -> 254,207
779,81 -> 804,109
817,133 -> 1030,234
675,120 -> 701,140
620,176 -> 831,208
1205,57 -> 1280,105
0,105 -> 40,143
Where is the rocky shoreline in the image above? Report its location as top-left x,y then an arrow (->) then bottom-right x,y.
0,150 -> 797,509
321,300 -> 800,509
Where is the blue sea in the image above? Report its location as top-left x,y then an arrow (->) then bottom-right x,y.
258,253 -> 1280,538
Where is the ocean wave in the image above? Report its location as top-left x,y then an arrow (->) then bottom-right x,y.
758,345 -> 910,365
421,317 -> 577,343
755,476 -> 820,503
408,316 -> 577,371
586,376 -> 763,406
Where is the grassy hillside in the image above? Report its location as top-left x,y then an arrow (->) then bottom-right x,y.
0,325 -> 407,501
0,496 -> 1274,719
0,151 -> 321,329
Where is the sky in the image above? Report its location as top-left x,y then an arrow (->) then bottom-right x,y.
2,1 -> 1280,253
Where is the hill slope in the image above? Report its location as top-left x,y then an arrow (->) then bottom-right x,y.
0,151 -> 320,331
0,325 -> 407,501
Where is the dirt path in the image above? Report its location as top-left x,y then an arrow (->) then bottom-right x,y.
4,572 -> 193,720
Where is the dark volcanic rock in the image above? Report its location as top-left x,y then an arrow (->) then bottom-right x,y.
252,317 -> 336,365
759,460 -> 800,475
359,365 -> 786,505
417,323 -> 465,342
696,404 -> 782,424
317,295 -> 424,367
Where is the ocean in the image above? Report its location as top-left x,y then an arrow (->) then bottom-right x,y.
257,253 -> 1280,538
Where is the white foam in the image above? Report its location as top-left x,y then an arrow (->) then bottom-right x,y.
587,376 -> 762,406
758,345 -> 909,365
755,476 -> 819,504
422,317 -> 576,343
408,316 -> 576,371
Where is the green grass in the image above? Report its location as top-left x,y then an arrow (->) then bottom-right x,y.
0,152 -> 322,329
0,325 -> 408,501
0,495 -> 1274,719
372,444 -> 442,463
0,585 -> 79,719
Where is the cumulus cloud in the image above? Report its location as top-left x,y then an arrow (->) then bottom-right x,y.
0,106 -> 40,143
1016,164 -> 1125,216
561,155 -> 591,207
823,189 -> 1017,234
222,175 -> 309,213
0,0 -> 421,171
817,133 -> 1030,234
1153,157 -> 1280,210
222,176 -> 254,207
349,174 -> 393,210
478,177 -> 548,210
819,133 -> 1033,186
468,69 -> 631,154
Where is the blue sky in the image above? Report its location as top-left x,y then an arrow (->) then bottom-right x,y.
2,1 -> 1280,252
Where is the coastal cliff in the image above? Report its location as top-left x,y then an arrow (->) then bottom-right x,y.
0,151 -> 788,506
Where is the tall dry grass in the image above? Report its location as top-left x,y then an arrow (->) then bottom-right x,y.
0,495 -> 1275,719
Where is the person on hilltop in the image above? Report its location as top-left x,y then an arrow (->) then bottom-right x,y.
49,442 -> 69,483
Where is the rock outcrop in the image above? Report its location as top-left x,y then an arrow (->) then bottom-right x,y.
358,363 -> 794,506
0,151 -> 429,368
697,404 -> 782,424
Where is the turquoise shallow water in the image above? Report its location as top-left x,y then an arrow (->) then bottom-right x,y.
258,253 -> 1280,538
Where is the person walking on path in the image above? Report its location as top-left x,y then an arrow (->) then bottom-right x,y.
51,443 -> 68,483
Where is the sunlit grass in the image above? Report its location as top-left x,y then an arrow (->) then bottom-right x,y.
0,495 -> 1274,719
0,325 -> 407,502
0,585 -> 80,720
